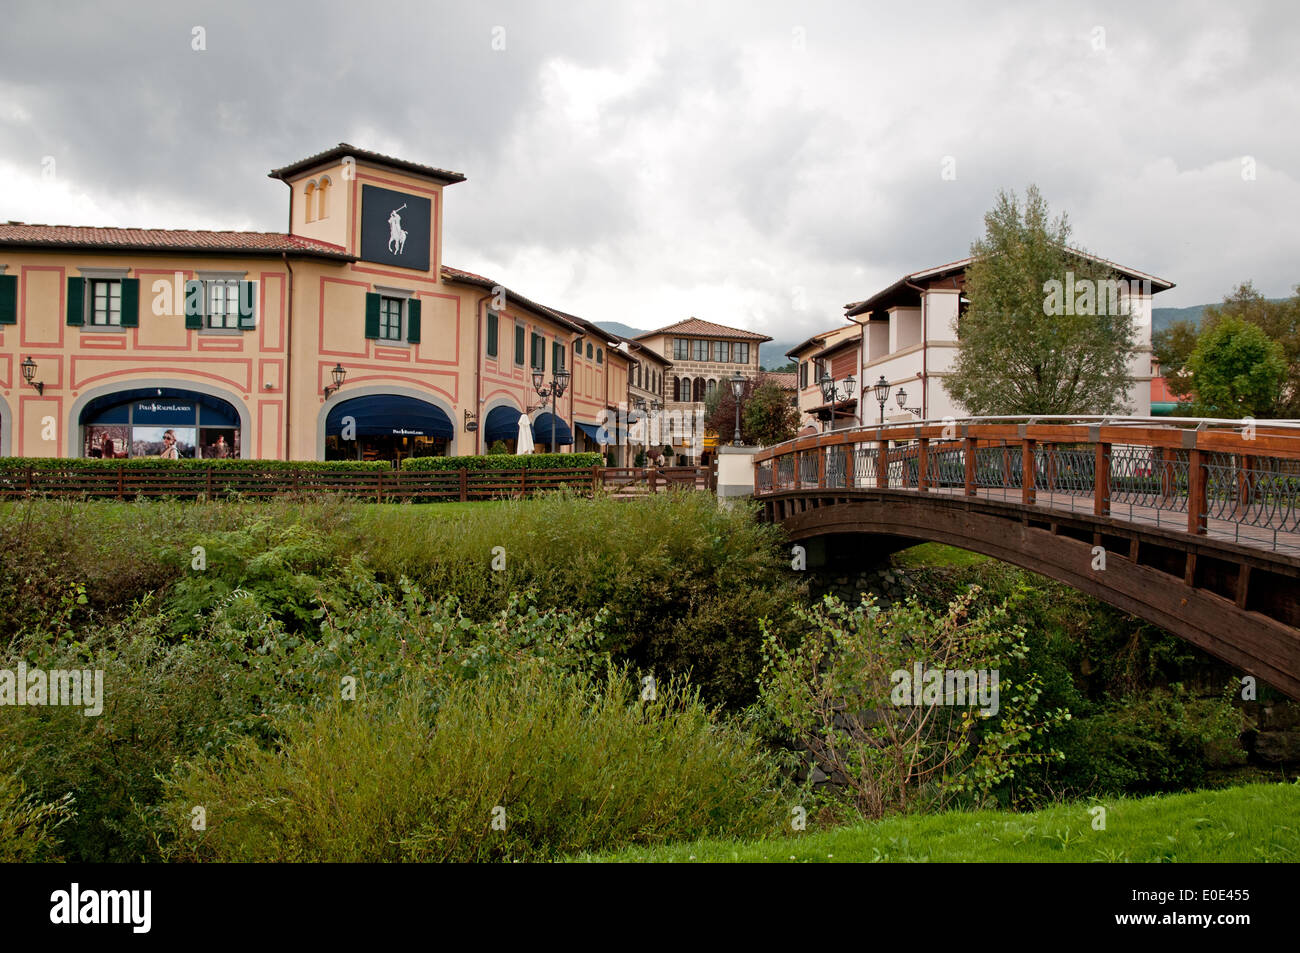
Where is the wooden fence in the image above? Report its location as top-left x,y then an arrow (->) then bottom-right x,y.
0,464 -> 717,502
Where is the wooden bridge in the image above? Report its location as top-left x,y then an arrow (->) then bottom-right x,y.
753,417 -> 1300,699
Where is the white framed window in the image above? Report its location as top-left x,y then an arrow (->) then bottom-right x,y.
207,281 -> 241,329
90,279 -> 122,326
379,295 -> 403,341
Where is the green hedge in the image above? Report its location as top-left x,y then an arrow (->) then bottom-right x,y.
0,457 -> 389,472
401,452 -> 603,471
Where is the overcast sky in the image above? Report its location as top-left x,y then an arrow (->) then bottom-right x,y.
2,0 -> 1297,342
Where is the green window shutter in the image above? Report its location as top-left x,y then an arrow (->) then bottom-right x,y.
406,298 -> 421,343
552,341 -> 561,371
515,325 -> 524,364
487,312 -> 498,357
364,292 -> 381,339
66,277 -> 85,326
0,274 -> 16,325
238,280 -> 256,330
184,280 -> 203,329
119,278 -> 139,328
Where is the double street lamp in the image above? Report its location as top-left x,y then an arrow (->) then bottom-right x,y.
818,371 -> 856,433
532,366 -> 571,450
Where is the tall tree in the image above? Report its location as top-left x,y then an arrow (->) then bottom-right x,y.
944,185 -> 1138,415
1185,316 -> 1287,418
1156,282 -> 1300,417
705,378 -> 798,446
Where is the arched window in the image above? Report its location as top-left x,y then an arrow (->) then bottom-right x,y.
706,378 -> 717,398
676,377 -> 688,401
694,378 -> 705,402
303,180 -> 317,224
317,176 -> 332,220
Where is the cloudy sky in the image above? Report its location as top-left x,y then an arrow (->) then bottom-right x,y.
2,0 -> 1297,344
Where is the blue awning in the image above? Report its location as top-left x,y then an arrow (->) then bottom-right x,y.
326,395 -> 454,439
576,421 -> 627,445
80,387 -> 240,428
531,412 -> 573,445
484,405 -> 524,443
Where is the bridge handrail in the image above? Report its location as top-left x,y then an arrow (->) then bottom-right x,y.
753,415 -> 1300,464
752,415 -> 1300,547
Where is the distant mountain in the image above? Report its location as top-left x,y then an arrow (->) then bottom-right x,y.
594,321 -> 647,340
1152,305 -> 1207,334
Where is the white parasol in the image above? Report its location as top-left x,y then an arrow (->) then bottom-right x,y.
516,413 -> 535,454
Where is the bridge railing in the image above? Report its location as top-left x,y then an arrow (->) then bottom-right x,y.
752,417 -> 1300,552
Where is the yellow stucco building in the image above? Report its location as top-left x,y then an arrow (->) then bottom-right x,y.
0,144 -> 637,463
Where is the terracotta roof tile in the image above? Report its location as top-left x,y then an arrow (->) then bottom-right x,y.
635,317 -> 772,342
269,143 -> 466,185
0,223 -> 354,260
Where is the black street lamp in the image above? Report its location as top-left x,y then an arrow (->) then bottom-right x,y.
533,366 -> 571,450
729,373 -> 746,445
895,386 -> 922,418
818,371 -> 857,433
872,375 -> 890,425
323,363 -> 347,399
21,356 -> 44,396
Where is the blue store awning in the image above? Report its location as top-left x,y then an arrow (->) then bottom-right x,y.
326,395 -> 454,439
576,421 -> 627,446
80,387 -> 240,427
531,412 -> 573,446
484,405 -> 524,444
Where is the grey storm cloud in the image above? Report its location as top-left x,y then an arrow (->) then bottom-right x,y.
2,0 -> 1299,339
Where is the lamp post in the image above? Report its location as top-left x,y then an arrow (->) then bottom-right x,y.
818,371 -> 857,433
20,356 -> 44,396
873,375 -> 890,426
729,373 -> 745,446
533,366 -> 571,450
323,363 -> 347,399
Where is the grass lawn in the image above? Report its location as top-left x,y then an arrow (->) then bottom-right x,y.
576,783 -> 1300,862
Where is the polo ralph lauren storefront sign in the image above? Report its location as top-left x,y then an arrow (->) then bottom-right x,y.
360,184 -> 431,270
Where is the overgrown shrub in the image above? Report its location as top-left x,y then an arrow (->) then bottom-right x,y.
350,491 -> 805,707
754,589 -> 1069,819
0,749 -> 74,862
164,666 -> 787,862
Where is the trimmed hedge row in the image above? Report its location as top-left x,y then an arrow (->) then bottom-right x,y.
0,458 -> 390,472
402,452 -> 604,471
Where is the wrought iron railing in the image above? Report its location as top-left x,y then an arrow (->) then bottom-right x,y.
752,417 -> 1300,553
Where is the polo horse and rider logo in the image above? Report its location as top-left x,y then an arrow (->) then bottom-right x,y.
387,204 -> 408,255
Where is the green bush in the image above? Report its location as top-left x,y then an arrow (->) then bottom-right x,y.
1,571 -> 618,862
401,452 -> 603,471
754,590 -> 1068,819
164,666 -> 787,862
0,610 -> 269,862
487,440 -> 510,455
351,491 -> 805,707
0,750 -> 74,862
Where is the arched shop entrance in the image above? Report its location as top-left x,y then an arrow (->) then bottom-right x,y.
482,404 -> 524,453
79,387 -> 242,459
531,411 -> 573,453
325,394 -> 454,464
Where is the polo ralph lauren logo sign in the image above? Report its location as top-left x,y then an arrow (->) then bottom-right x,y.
360,184 -> 431,270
